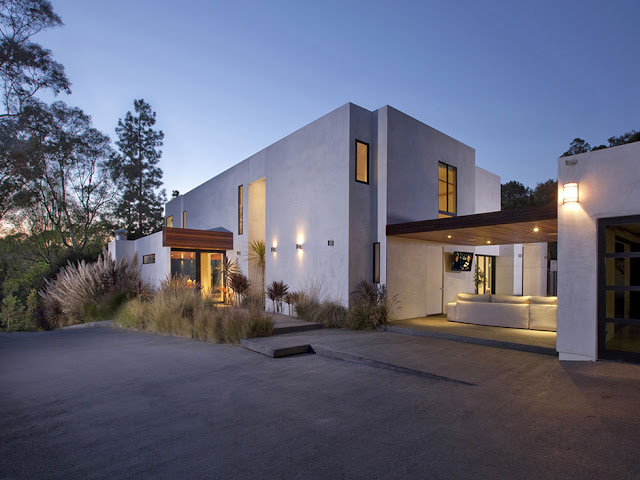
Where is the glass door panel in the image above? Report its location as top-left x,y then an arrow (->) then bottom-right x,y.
171,251 -> 197,287
200,252 -> 224,302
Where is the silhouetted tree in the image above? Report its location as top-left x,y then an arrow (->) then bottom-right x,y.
561,138 -> 591,157
608,130 -> 640,147
0,0 -> 70,117
530,179 -> 557,207
109,99 -> 166,239
501,181 -> 530,210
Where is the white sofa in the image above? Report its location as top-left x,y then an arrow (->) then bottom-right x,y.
446,293 -> 557,332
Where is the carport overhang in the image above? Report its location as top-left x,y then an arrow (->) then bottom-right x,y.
386,205 -> 557,246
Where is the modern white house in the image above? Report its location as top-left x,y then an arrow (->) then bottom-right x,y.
116,102 -> 640,361
109,103 -> 550,314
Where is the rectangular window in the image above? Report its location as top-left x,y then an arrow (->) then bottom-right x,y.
166,216 -> 173,228
238,185 -> 244,235
438,162 -> 457,217
373,242 -> 380,283
142,254 -> 156,264
182,210 -> 187,229
355,140 -> 369,184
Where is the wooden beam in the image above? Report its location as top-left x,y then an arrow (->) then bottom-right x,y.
163,227 -> 233,251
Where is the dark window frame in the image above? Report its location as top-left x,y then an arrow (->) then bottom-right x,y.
355,140 -> 370,185
238,185 -> 244,235
438,161 -> 457,217
142,254 -> 156,264
598,214 -> 640,362
373,242 -> 380,283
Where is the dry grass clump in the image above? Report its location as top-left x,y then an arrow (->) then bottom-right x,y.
345,280 -> 398,330
40,252 -> 150,328
313,300 -> 348,328
114,276 -> 273,344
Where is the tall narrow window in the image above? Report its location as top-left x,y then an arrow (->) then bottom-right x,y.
238,185 -> 243,235
355,140 -> 369,184
438,162 -> 457,218
166,216 -> 173,228
373,242 -> 380,283
182,210 -> 187,228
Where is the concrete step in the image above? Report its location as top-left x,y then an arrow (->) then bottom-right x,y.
272,320 -> 323,335
241,337 -> 314,358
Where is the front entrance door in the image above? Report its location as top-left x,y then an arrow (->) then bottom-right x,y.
426,245 -> 443,315
598,215 -> 640,362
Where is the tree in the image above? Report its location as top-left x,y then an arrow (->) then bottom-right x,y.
110,99 -> 166,239
0,0 -> 70,117
530,179 -> 557,207
501,181 -> 530,210
561,138 -> 591,157
15,100 -> 115,259
608,130 -> 639,147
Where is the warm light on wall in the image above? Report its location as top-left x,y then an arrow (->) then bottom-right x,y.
563,182 -> 579,203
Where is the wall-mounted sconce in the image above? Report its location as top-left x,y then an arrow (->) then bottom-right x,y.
237,251 -> 241,256
563,182 -> 579,204
296,244 -> 303,250
271,247 -> 277,253
328,240 -> 334,246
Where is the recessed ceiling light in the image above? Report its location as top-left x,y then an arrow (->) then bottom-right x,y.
447,235 -> 452,239
533,227 -> 539,232
486,241 -> 491,244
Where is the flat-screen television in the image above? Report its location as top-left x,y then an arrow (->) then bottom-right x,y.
452,251 -> 474,271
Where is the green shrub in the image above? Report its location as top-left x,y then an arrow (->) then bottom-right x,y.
313,300 -> 348,328
1,294 -> 21,331
114,297 -> 149,329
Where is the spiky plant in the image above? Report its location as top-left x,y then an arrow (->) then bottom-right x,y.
248,239 -> 266,304
229,272 -> 250,305
222,257 -> 240,304
266,280 -> 289,313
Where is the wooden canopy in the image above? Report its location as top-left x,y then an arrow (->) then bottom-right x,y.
386,205 -> 557,246
163,227 -> 233,251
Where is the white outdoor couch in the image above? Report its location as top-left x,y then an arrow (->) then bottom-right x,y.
446,293 -> 557,332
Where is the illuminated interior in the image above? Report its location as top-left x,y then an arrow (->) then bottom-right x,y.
438,162 -> 456,218
356,140 -> 369,183
170,250 -> 225,301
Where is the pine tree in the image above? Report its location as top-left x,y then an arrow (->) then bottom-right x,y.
110,99 -> 166,239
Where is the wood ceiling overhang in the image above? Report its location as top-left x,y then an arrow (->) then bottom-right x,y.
386,205 -> 557,246
163,227 -> 233,251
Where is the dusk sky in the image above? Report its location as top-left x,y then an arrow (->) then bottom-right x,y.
40,0 -> 639,197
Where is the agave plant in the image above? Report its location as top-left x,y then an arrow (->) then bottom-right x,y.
266,280 -> 289,313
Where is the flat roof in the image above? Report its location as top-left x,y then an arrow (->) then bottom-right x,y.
386,205 -> 557,246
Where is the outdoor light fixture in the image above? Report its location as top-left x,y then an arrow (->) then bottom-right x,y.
447,235 -> 452,239
533,227 -> 539,232
486,241 -> 491,244
563,182 -> 579,203
296,244 -> 302,250
328,240 -> 334,246
271,247 -> 276,253
237,251 -> 241,256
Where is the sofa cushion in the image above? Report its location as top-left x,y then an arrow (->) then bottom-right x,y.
491,294 -> 531,304
456,301 -> 529,329
456,293 -> 491,302
529,304 -> 557,331
530,296 -> 557,305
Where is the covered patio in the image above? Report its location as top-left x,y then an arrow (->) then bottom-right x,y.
385,205 -> 558,354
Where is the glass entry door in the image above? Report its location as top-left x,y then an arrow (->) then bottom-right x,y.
200,252 -> 224,302
599,216 -> 640,362
475,255 -> 495,295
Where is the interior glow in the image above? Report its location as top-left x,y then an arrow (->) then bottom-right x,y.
563,182 -> 579,203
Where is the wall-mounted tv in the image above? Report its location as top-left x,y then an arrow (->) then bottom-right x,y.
452,251 -> 474,271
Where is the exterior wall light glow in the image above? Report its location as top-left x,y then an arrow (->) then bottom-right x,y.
271,247 -> 276,252
563,182 -> 579,203
296,244 -> 303,250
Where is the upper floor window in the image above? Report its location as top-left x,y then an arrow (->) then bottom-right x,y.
238,185 -> 244,235
355,140 -> 369,184
166,216 -> 173,228
438,162 -> 457,218
182,210 -> 187,228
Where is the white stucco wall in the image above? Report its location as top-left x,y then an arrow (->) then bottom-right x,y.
557,142 -> 640,361
522,243 -> 547,296
474,166 -> 501,214
495,244 -> 523,295
108,231 -> 170,288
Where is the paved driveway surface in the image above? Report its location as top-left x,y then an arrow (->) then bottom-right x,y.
2,327 -> 640,479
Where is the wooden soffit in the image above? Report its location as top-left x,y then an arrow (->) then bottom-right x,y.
163,227 -> 233,251
386,205 -> 558,246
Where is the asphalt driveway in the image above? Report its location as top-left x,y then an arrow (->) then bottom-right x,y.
2,327 -> 640,479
